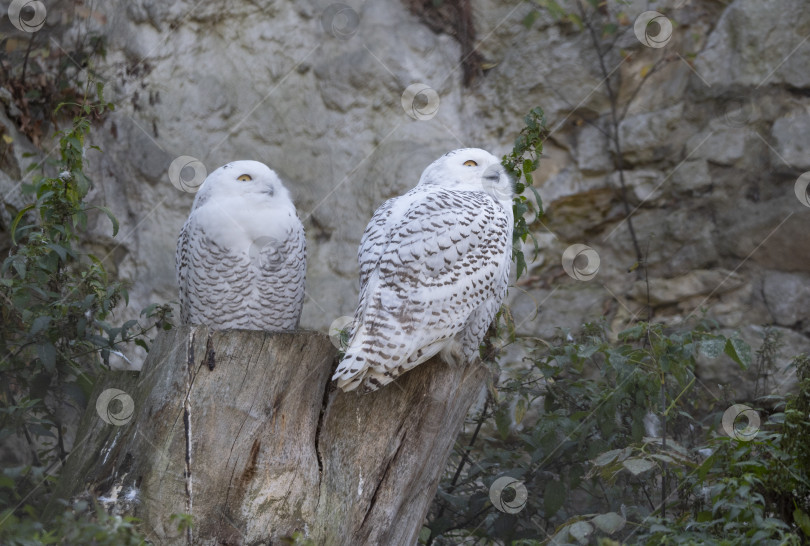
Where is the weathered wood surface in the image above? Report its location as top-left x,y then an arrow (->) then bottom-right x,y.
52,326 -> 487,545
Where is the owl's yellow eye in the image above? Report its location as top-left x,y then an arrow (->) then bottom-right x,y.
463,160 -> 478,166
237,174 -> 252,181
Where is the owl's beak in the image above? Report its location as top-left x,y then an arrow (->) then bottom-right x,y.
484,170 -> 503,183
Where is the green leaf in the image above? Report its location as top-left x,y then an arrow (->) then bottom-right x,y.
724,337 -> 752,369
495,404 -> 512,440
568,520 -> 593,542
12,257 -> 26,279
30,316 -> 52,336
622,457 -> 656,476
618,324 -> 644,341
794,508 -> 810,537
36,342 -> 57,372
10,204 -> 36,245
602,22 -> 618,36
514,249 -> 527,280
528,186 -> 544,216
568,12 -> 584,30
93,205 -> 119,237
522,10 -> 539,28
514,398 -> 527,424
698,338 -> 725,359
522,158 -> 535,177
544,479 -> 566,517
591,512 -> 625,534
46,243 -> 69,261
592,448 -> 623,467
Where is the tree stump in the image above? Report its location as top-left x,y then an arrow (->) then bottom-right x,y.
51,326 -> 487,545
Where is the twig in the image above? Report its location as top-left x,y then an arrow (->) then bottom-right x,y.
577,2 -> 643,267
21,33 -> 35,83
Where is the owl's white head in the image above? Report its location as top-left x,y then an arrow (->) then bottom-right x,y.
192,160 -> 293,210
417,148 -> 514,206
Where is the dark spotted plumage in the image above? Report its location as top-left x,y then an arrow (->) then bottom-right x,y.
333,149 -> 514,392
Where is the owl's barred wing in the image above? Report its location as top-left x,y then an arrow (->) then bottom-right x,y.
176,221 -> 192,324
334,187 -> 511,392
358,197 -> 398,287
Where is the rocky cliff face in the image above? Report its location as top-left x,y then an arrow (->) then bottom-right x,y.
2,0 -> 808,396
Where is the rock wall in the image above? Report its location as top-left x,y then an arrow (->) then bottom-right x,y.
2,0 -> 808,396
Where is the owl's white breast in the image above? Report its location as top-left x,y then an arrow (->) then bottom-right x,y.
190,194 -> 298,250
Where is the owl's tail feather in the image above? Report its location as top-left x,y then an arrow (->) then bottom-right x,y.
332,325 -> 406,392
333,327 -> 454,393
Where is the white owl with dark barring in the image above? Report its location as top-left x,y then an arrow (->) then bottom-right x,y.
333,148 -> 514,392
176,160 -> 306,330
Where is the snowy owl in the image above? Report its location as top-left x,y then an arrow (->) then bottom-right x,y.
176,160 -> 306,330
333,148 -> 514,392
